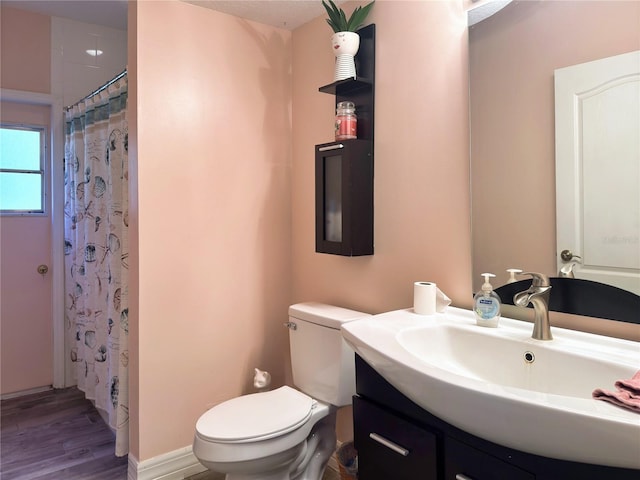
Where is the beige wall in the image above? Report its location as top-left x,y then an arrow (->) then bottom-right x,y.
292,1 -> 472,314
130,0 -> 471,462
470,0 -> 640,289
127,0 -> 140,461
131,0 -> 293,460
291,0 -> 472,441
0,6 -> 50,93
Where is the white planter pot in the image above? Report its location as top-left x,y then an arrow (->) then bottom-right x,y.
331,31 -> 360,81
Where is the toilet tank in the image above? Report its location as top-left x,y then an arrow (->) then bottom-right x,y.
288,302 -> 370,407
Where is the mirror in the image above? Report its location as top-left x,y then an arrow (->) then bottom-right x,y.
469,0 -> 640,294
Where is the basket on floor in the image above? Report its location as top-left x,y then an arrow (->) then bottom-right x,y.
337,441 -> 358,480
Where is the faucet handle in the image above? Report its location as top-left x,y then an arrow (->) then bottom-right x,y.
517,271 -> 551,287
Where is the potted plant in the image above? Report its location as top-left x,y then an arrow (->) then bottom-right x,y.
322,0 -> 375,81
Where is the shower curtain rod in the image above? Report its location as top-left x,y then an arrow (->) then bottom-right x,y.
64,68 -> 127,111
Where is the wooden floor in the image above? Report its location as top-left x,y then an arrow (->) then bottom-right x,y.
1,388 -> 128,480
1,387 -> 339,480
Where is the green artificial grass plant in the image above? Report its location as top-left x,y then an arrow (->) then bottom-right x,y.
322,0 -> 375,33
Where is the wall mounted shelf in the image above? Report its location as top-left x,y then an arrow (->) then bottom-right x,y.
318,78 -> 372,96
315,24 -> 375,257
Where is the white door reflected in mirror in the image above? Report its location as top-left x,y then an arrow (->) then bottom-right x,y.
555,50 -> 640,295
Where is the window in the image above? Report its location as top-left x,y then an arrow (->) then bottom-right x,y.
0,124 -> 46,214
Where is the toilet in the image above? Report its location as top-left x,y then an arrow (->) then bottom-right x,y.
192,302 -> 369,480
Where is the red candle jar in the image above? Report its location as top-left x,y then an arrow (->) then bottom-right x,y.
335,101 -> 357,140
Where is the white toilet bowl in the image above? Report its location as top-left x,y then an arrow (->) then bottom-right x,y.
193,303 -> 370,480
193,386 -> 337,480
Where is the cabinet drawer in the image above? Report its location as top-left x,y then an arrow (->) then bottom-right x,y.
445,436 -> 535,480
354,396 -> 440,480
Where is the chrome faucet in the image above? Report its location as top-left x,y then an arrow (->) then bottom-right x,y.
559,260 -> 580,278
559,249 -> 582,278
513,272 -> 553,341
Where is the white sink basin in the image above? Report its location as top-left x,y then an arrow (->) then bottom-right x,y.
341,307 -> 640,469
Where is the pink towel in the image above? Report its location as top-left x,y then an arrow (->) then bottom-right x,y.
615,370 -> 640,396
593,370 -> 640,413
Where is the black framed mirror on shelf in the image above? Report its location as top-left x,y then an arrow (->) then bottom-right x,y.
315,24 -> 375,256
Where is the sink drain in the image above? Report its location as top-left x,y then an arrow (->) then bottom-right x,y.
523,351 -> 535,363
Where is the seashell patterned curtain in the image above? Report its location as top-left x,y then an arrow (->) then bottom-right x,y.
63,73 -> 129,456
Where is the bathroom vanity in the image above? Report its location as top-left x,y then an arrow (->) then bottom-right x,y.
353,355 -> 638,480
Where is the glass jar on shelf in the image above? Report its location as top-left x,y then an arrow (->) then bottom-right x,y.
335,101 -> 357,141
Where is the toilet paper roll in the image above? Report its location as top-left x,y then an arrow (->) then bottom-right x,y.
414,281 -> 437,315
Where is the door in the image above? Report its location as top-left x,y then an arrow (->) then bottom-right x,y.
555,50 -> 640,295
0,101 -> 53,395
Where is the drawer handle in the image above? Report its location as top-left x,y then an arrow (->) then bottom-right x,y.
318,143 -> 344,152
369,432 -> 409,456
455,475 -> 474,480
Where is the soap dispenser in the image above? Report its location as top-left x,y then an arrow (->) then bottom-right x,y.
474,273 -> 501,327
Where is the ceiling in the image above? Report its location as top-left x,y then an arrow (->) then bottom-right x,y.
183,1 -> 345,30
2,0 -> 129,30
1,0 -> 348,31
2,1 -> 510,38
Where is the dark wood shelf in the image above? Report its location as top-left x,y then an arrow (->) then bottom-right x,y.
319,78 -> 373,96
315,24 -> 375,257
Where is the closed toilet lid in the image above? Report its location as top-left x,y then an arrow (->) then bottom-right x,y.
196,386 -> 315,443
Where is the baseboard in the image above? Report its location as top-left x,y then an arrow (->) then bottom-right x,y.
1,385 -> 52,400
127,446 -> 207,480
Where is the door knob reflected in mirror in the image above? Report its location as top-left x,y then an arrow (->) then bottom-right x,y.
560,249 -> 581,262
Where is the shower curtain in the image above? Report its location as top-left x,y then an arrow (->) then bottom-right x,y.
63,73 -> 129,456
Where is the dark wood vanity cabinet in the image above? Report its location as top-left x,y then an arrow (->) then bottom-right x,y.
354,396 -> 439,479
444,436 -> 534,480
353,355 -> 638,480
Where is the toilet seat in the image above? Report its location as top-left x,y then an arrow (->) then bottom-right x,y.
196,386 -> 315,444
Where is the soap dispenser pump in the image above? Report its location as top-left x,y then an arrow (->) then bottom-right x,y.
507,268 -> 523,283
474,273 -> 501,327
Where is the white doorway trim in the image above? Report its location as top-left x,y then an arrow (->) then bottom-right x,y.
0,88 -> 68,389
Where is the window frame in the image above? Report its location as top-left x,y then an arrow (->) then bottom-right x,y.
0,122 -> 48,216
